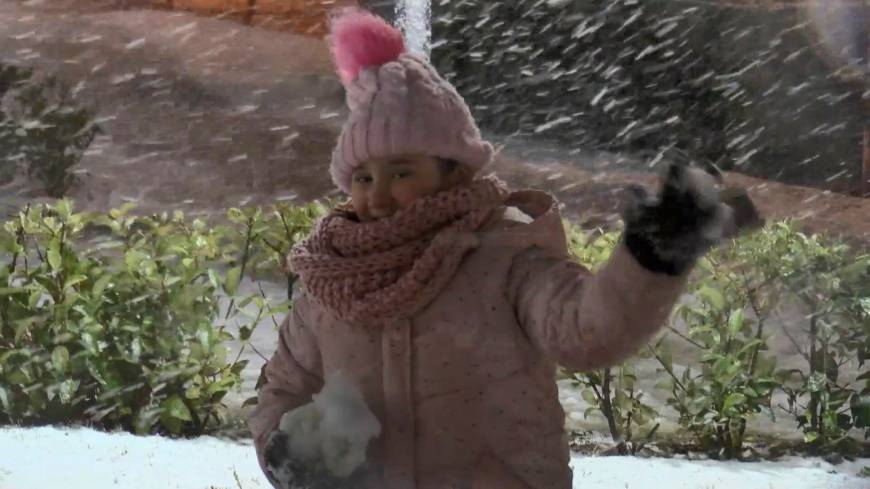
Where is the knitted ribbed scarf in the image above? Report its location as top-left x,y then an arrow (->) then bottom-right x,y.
288,176 -> 510,324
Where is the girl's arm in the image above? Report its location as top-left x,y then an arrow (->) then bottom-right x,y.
506,242 -> 687,372
248,297 -> 324,473
507,163 -> 742,372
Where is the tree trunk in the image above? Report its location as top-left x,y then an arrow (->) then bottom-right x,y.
599,368 -> 627,454
862,0 -> 869,197
358,0 -> 396,23
808,315 -> 822,444
863,126 -> 869,197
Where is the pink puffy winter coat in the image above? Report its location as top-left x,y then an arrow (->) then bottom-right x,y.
249,189 -> 687,489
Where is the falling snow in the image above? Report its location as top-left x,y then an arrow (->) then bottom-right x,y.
0,0 -> 869,488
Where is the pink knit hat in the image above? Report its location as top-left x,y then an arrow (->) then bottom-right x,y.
327,8 -> 494,193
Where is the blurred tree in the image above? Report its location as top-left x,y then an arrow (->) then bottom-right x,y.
0,64 -> 33,186
431,0 -> 866,193
0,65 -> 100,197
358,0 -> 395,22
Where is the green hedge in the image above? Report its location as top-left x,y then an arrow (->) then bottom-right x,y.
565,221 -> 870,457
0,201 -> 325,436
1,200 -> 867,455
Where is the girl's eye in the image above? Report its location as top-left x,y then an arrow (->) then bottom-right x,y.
394,171 -> 412,180
353,175 -> 372,184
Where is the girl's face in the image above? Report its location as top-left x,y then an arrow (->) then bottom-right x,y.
350,154 -> 467,221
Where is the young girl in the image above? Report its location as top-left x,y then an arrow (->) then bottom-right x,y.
250,8 -> 752,489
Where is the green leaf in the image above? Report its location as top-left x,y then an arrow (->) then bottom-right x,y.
238,325 -> 252,341
723,393 -> 747,413
581,388 -> 598,405
92,239 -> 123,251
124,250 -> 147,272
47,239 -> 62,271
754,355 -> 778,376
163,276 -> 181,288
207,269 -> 221,290
7,368 -> 30,385
0,386 -> 9,411
55,200 -> 72,219
236,295 -> 255,310
92,274 -> 113,296
807,372 -> 827,393
185,385 -> 202,400
129,338 -> 142,363
230,359 -> 249,376
28,289 -> 42,308
224,266 -> 242,296
614,389 -> 627,411
209,389 -> 229,403
58,379 -> 79,404
162,395 -> 192,422
0,287 -> 27,296
619,368 -> 636,391
134,408 -> 161,435
852,396 -> 870,429
728,309 -> 745,335
51,346 -> 70,373
657,340 -> 673,371
64,274 -> 88,290
634,411 -> 648,427
14,319 -> 35,342
699,286 -> 725,311
736,339 -> 764,357
87,359 -> 107,385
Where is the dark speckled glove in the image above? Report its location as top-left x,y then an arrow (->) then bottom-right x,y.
622,162 -> 762,276
264,431 -> 370,489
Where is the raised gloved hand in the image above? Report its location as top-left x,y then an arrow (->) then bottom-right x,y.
622,162 -> 763,276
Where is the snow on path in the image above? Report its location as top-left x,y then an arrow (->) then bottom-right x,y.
570,456 -> 867,489
0,426 -> 269,489
1,426 -> 867,489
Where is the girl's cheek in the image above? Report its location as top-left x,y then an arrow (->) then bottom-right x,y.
393,185 -> 420,207
393,174 -> 442,207
417,173 -> 443,194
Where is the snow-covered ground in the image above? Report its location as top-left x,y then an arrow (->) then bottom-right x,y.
0,426 -> 866,489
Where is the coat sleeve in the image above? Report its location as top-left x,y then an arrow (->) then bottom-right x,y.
506,240 -> 689,372
248,297 -> 324,473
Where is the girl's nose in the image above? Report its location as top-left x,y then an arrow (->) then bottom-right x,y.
369,182 -> 395,217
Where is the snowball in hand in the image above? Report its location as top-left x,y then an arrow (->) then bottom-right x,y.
278,372 -> 382,478
680,166 -> 727,241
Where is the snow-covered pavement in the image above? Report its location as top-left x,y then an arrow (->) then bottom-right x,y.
0,426 -> 268,489
0,426 -> 866,489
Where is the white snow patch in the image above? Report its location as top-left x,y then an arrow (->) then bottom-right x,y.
0,425 -> 270,489
0,426 -> 866,489
570,453 -> 868,489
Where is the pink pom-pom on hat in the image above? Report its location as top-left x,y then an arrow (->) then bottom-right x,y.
327,8 -> 494,193
329,8 -> 406,85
